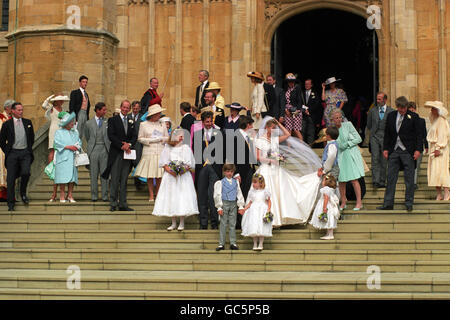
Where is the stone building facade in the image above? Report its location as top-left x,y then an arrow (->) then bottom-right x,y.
0,0 -> 447,128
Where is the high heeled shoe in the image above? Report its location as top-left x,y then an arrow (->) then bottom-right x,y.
167,225 -> 177,231
353,205 -> 363,211
339,204 -> 347,211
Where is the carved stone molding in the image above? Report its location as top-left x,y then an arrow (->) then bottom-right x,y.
128,0 -> 231,4
264,1 -> 282,20
128,0 -> 148,5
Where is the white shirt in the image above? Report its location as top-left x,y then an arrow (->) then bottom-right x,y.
213,179 -> 246,211
239,129 -> 249,142
305,89 -> 312,102
183,112 -> 191,118
204,127 -> 213,141
323,141 -> 338,173
379,104 -> 386,113
394,112 -> 406,151
201,80 -> 208,91
79,87 -> 87,98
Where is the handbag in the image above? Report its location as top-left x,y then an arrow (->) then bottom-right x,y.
44,161 -> 55,181
75,152 -> 90,167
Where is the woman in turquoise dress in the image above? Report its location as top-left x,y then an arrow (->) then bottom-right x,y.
54,112 -> 82,203
331,110 -> 365,211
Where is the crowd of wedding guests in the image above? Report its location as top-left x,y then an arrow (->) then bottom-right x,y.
0,72 -> 449,251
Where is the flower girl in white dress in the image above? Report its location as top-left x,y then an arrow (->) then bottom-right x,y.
241,174 -> 272,251
309,174 -> 340,240
152,129 -> 199,231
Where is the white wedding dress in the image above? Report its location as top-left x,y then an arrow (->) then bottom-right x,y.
252,136 -> 321,227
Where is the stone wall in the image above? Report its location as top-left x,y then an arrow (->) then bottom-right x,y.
0,0 -> 447,127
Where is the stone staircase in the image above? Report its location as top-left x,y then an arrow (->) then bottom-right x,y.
0,149 -> 450,299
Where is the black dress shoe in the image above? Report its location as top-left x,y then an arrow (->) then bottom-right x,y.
376,205 -> 394,210
199,226 -> 207,230
92,199 -> 97,202
8,206 -> 14,211
406,205 -> 413,212
119,207 -> 134,211
110,206 -> 117,212
377,184 -> 386,188
216,245 -> 225,251
21,195 -> 29,205
230,244 -> 239,250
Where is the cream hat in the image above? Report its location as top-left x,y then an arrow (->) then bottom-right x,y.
50,95 -> 70,102
325,77 -> 341,85
424,101 -> 448,117
205,82 -> 221,91
247,71 -> 264,81
147,104 -> 166,117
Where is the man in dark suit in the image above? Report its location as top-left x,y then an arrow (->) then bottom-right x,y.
377,96 -> 423,212
224,115 -> 257,229
0,102 -> 35,211
366,92 -> 394,188
179,101 -> 196,132
192,111 -> 223,229
266,74 -> 285,121
195,70 -> 209,109
69,75 -> 91,120
262,81 -> 275,119
407,101 -> 428,190
101,100 -> 138,212
128,101 -> 144,190
303,79 -> 323,143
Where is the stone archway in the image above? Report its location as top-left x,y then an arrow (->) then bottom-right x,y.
258,0 -> 388,100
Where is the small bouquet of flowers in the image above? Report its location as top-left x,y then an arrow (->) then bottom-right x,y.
263,211 -> 274,224
267,150 -> 287,163
168,161 -> 190,176
318,212 -> 328,223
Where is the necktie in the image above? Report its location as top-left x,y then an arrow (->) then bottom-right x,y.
379,108 -> 384,120
306,91 -> 310,104
98,118 -> 103,128
16,119 -> 22,128
396,114 -> 403,132
123,116 -> 128,135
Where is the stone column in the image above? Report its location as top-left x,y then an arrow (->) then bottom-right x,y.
6,0 -> 118,127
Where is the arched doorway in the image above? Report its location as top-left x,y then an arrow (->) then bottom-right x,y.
271,8 -> 379,124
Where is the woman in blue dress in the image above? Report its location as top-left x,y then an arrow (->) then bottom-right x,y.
54,112 -> 82,203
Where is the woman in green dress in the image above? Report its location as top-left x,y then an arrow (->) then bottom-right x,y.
331,110 -> 365,211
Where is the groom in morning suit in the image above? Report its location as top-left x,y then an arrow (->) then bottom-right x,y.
193,111 -> 224,229
0,102 -> 35,211
377,96 -> 422,212
101,100 -> 137,212
69,75 -> 91,120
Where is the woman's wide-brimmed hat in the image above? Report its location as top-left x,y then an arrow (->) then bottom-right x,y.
59,112 -> 76,127
285,73 -> 297,81
247,71 -> 264,81
147,104 -> 166,118
205,82 -> 221,91
313,128 -> 327,144
424,100 -> 448,117
50,95 -> 70,102
324,77 -> 341,85
225,102 -> 245,111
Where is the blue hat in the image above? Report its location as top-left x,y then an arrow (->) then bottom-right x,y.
59,112 -> 76,127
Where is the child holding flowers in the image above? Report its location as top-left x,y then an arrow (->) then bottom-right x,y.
241,174 -> 272,251
152,128 -> 199,231
309,174 -> 340,240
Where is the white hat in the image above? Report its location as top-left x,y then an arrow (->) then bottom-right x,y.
50,95 -> 70,102
160,116 -> 172,123
147,104 -> 166,117
325,77 -> 341,85
424,101 -> 448,117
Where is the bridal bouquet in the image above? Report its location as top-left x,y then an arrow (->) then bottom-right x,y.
267,150 -> 287,163
318,212 -> 328,223
168,161 -> 190,175
263,211 -> 274,224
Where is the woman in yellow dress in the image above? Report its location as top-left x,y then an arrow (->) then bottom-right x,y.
424,101 -> 450,201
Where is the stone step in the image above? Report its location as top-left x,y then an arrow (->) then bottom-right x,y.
2,287 -> 449,300
3,218 -> 450,232
1,228 -> 450,240
1,238 -> 450,251
1,248 -> 450,261
2,258 -> 450,273
1,270 -> 450,294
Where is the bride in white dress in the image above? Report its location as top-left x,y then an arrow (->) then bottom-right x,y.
253,118 -> 322,227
